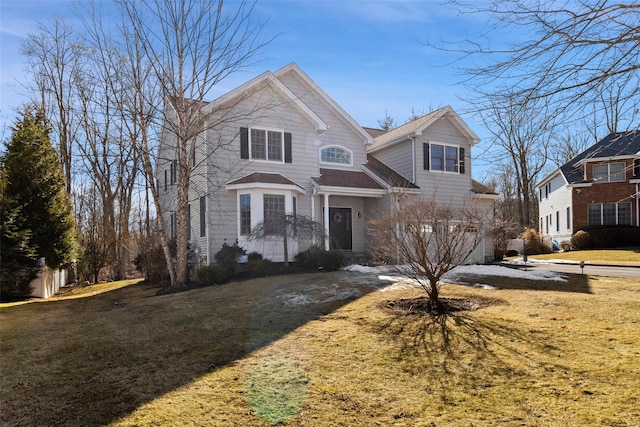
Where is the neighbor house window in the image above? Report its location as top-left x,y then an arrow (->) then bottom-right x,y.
593,162 -> 625,182
588,202 -> 632,226
263,194 -> 285,235
171,159 -> 177,184
430,143 -> 459,172
320,146 -> 352,165
251,128 -> 283,161
240,194 -> 251,236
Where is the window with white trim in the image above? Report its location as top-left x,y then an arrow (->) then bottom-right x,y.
251,128 -> 283,161
588,202 -> 632,226
593,162 -> 625,183
240,194 -> 251,236
431,143 -> 459,172
320,146 -> 352,165
263,194 -> 285,235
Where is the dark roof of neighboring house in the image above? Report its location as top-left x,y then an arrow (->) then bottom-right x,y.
227,172 -> 301,187
313,168 -> 385,190
471,179 -> 498,195
365,154 -> 419,189
560,130 -> 640,184
363,127 -> 389,138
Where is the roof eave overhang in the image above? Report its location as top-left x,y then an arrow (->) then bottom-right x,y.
472,192 -> 500,200
536,168 -> 566,188
225,181 -> 306,194
274,63 -> 373,145
313,184 -> 386,198
567,182 -> 594,188
206,70 -> 328,133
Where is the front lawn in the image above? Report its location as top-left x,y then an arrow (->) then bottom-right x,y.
524,247 -> 640,265
1,271 -> 639,426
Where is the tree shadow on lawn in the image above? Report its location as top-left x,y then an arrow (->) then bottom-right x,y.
0,271 -> 383,426
375,298 -> 570,401
456,271 -> 592,294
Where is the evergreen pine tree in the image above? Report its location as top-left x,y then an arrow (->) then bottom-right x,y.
0,171 -> 40,300
1,108 -> 76,272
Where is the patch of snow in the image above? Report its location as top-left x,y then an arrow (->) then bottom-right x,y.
342,264 -> 390,274
279,283 -> 364,306
442,265 -> 567,283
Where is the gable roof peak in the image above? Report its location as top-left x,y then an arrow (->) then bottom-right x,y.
368,105 -> 480,153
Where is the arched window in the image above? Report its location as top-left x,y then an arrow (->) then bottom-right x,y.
320,146 -> 352,165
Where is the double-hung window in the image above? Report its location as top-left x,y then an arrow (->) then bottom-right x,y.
251,128 -> 283,161
593,162 -> 625,182
430,143 -> 459,172
240,194 -> 251,236
263,194 -> 285,235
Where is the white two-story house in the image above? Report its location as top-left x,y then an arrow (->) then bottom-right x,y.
158,63 -> 497,266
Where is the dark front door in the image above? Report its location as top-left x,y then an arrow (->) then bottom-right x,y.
329,207 -> 352,250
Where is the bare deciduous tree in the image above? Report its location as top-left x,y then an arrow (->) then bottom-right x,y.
247,214 -> 326,267
22,18 -> 84,193
479,91 -> 556,228
116,0 -> 271,286
368,198 -> 486,314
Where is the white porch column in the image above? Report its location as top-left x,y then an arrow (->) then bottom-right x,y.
323,193 -> 330,250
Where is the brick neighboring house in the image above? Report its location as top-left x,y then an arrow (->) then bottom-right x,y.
537,131 -> 640,243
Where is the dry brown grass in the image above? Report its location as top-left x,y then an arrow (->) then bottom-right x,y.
1,271 -> 639,426
525,247 -> 640,265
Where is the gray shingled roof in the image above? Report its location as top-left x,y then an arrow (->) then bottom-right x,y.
227,172 -> 301,187
313,168 -> 385,190
365,154 -> 419,189
560,130 -> 640,184
369,107 -> 447,148
471,179 -> 498,195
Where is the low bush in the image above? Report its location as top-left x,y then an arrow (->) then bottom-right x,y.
571,230 -> 592,250
522,228 -> 552,255
246,258 -> 278,277
571,226 -> 640,249
247,252 -> 263,262
320,250 -> 344,271
560,240 -> 572,252
195,265 -> 231,287
133,237 -> 175,285
214,241 -> 246,277
504,249 -> 519,257
295,246 -> 344,271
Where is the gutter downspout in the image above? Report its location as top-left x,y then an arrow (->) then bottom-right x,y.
409,137 -> 416,183
636,183 -> 639,227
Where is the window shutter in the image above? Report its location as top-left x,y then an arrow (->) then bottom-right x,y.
240,127 -> 249,159
634,159 -> 640,178
423,143 -> 429,170
284,132 -> 292,163
459,147 -> 465,174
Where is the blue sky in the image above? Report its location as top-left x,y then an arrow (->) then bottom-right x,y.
0,0 -> 499,177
